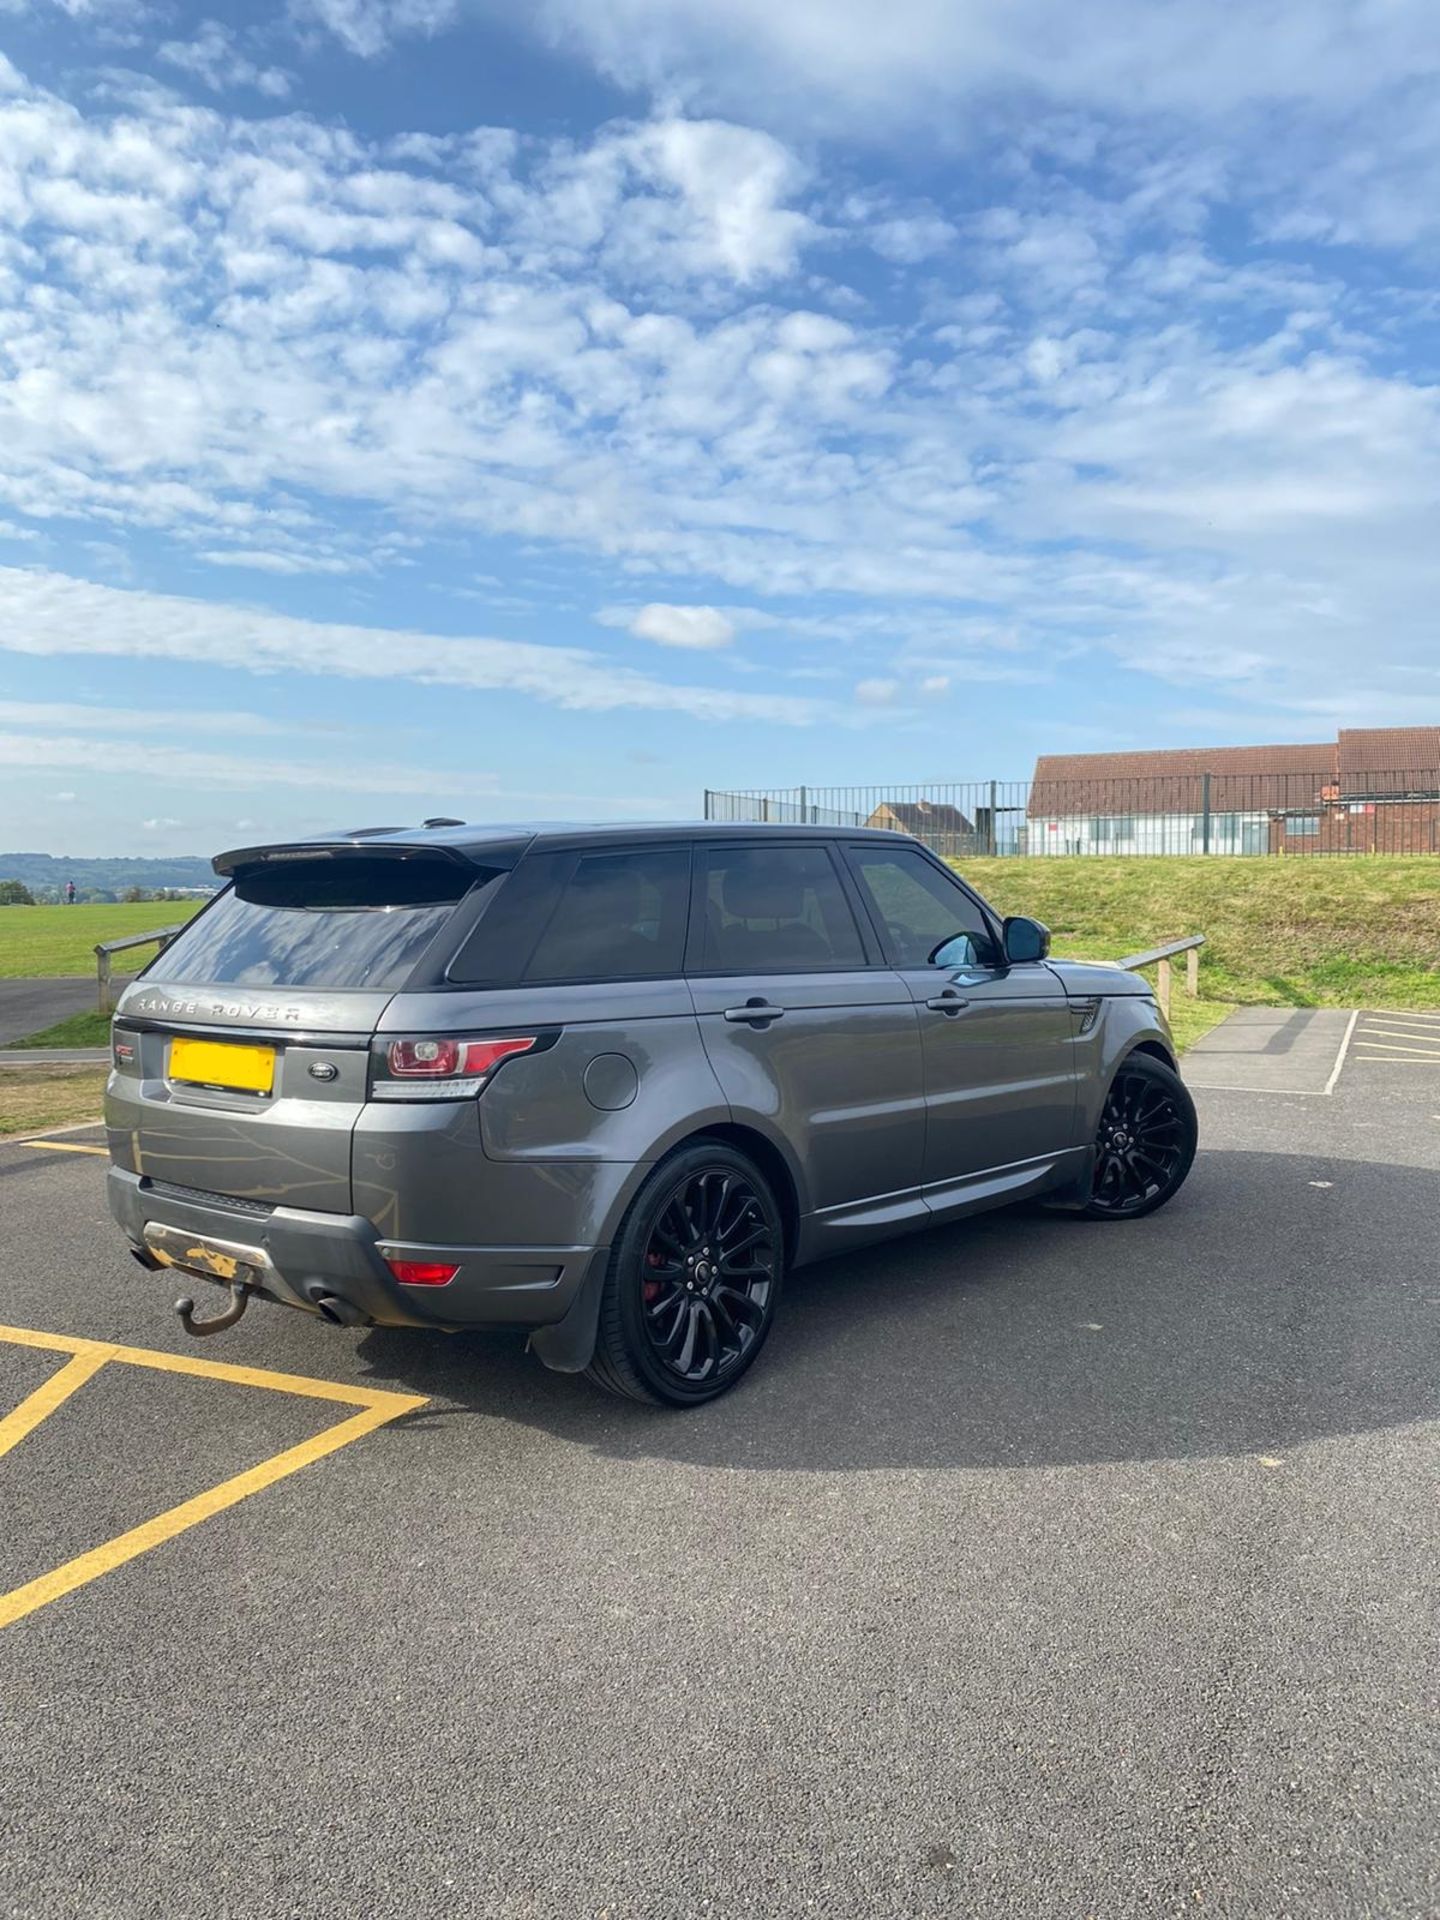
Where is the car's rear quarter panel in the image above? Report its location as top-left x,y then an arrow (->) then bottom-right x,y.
374,979 -> 732,1249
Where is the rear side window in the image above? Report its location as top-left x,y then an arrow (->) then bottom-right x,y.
143,855 -> 482,991
845,845 -> 997,968
523,848 -> 691,982
699,844 -> 865,972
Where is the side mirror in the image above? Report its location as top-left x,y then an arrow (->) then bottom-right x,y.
1003,915 -> 1050,964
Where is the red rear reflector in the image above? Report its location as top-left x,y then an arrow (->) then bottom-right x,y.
385,1259 -> 459,1287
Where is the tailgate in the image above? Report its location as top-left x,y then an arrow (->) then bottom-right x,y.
105,985 -> 394,1212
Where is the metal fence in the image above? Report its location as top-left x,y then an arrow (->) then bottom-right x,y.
703,773 -> 1440,857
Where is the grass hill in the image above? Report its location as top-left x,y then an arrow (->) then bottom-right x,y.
961,854 -> 1440,1011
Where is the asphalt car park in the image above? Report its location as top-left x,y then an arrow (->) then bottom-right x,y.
1,1025 -> 1437,1919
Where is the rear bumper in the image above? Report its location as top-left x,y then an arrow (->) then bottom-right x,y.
106,1166 -> 598,1333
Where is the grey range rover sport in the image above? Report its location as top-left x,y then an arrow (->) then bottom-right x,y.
104,822 -> 1198,1406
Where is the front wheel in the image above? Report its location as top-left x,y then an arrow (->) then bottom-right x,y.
585,1144 -> 784,1406
1084,1054 -> 1197,1220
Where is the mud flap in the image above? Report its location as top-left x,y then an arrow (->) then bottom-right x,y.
527,1249 -> 610,1374
1039,1147 -> 1097,1212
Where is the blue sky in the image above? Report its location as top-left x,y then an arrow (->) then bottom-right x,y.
1,0 -> 1439,855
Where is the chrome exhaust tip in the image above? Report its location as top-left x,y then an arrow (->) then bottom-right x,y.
304,1284 -> 367,1328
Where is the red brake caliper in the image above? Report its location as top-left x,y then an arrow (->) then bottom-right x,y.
643,1250 -> 665,1303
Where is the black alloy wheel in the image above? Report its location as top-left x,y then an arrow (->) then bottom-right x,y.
1085,1054 -> 1198,1220
586,1144 -> 783,1406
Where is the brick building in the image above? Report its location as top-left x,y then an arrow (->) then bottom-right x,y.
1026,729 -> 1440,855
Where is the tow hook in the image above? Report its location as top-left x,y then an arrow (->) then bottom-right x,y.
175,1282 -> 252,1337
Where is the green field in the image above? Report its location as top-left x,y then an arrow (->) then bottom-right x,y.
0,902 -> 201,979
960,855 -> 1440,1020
0,1065 -> 109,1136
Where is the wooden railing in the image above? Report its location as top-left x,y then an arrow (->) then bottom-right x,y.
95,926 -> 184,1014
1118,934 -> 1205,1015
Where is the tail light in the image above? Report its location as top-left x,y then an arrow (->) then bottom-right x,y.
369,1033 -> 537,1101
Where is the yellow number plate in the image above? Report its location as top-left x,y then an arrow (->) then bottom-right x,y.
168,1037 -> 276,1095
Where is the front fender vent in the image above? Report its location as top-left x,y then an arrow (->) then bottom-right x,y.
1069,997 -> 1101,1036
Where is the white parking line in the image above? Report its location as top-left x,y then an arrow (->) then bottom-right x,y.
1322,1010 -> 1360,1096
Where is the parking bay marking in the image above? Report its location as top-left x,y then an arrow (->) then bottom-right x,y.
7,1140 -> 108,1156
0,1323 -> 426,1631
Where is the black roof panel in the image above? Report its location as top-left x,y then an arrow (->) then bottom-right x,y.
213,818 -> 909,876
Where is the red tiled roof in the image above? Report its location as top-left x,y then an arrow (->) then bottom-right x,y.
1338,728 -> 1440,788
1028,744 -> 1335,817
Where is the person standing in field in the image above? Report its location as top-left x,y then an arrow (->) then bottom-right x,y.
65,880 -> 76,904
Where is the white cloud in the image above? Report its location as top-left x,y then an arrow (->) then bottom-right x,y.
628,603 -> 735,650
157,23 -> 294,99
855,678 -> 898,706
869,212 -> 957,265
0,698 -> 294,736
0,568 -> 839,727
501,1 -> 1440,256
12,736 -> 492,797
294,0 -> 459,59
1,53 -> 1439,738
0,733 -> 671,814
141,815 -> 181,830
506,0 -> 1440,123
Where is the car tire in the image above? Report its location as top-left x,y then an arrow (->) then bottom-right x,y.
1083,1053 -> 1198,1220
585,1142 -> 785,1407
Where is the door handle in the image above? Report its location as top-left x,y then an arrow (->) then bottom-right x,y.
925,991 -> 971,1015
723,1000 -> 786,1025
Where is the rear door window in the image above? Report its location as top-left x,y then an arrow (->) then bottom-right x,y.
697,844 -> 866,972
143,855 -> 484,991
522,848 -> 691,982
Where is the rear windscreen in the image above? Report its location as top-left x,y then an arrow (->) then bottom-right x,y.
143,855 -> 486,991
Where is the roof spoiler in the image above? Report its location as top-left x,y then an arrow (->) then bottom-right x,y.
212,836 -> 486,879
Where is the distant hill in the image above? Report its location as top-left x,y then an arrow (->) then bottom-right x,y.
0,852 -> 216,903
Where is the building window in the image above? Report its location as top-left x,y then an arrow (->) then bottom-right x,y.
1193,812 -> 1240,847
1287,815 -> 1321,837
1089,815 -> 1136,841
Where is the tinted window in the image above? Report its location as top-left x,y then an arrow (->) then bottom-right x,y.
847,846 -> 997,968
524,848 -> 690,982
700,845 -> 865,972
144,855 -> 480,991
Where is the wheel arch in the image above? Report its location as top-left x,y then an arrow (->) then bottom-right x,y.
1126,1036 -> 1178,1073
671,1122 -> 803,1267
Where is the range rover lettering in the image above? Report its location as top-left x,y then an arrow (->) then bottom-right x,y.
104,823 -> 1198,1406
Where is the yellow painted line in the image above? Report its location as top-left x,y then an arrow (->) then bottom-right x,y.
1354,1053 -> 1440,1065
1354,1042 -> 1440,1059
0,1349 -> 111,1461
0,1323 -> 426,1629
0,1322 -> 420,1409
6,1139 -> 107,1156
1358,1027 -> 1440,1045
1359,1011 -> 1440,1024
0,1403 -> 406,1632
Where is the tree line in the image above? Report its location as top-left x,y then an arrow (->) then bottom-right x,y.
0,882 -> 207,906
